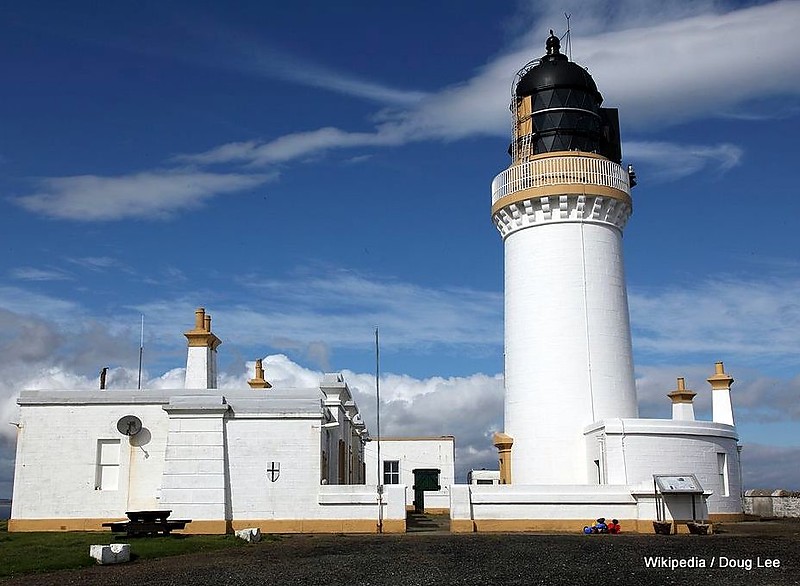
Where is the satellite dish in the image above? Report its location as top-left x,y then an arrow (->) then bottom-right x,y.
117,415 -> 142,437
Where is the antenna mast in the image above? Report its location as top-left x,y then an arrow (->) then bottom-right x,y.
137,314 -> 144,389
564,13 -> 572,61
375,326 -> 383,533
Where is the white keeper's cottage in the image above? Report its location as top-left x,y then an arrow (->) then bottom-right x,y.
9,308 -> 408,533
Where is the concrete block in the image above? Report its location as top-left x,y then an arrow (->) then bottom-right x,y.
235,528 -> 262,543
89,543 -> 131,565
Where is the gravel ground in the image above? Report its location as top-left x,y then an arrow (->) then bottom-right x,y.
4,521 -> 799,586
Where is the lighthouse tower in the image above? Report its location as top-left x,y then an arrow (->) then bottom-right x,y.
492,32 -> 639,485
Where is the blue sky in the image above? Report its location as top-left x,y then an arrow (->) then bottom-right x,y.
1,0 -> 800,496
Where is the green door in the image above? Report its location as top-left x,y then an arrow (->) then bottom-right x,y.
412,468 -> 441,513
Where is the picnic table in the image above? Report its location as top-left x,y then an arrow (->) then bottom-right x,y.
102,510 -> 191,537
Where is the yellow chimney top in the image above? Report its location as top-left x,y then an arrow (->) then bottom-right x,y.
668,377 -> 697,404
707,361 -> 734,390
184,307 -> 222,349
248,358 -> 272,389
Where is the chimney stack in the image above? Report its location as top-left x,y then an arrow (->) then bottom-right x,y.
248,359 -> 272,389
707,361 -> 735,425
184,307 -> 222,389
668,377 -> 696,421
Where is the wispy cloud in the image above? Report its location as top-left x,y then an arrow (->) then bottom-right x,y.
175,127 -> 404,167
15,2 -> 795,223
626,141 -> 743,180
0,287 -> 82,324
13,169 -> 275,221
66,256 -> 118,271
133,270 -> 503,352
8,267 -> 72,282
630,276 -> 800,364
221,38 -> 430,107
177,2 -> 800,174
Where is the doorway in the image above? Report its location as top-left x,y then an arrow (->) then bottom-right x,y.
412,468 -> 440,513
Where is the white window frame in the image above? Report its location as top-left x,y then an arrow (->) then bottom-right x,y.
383,460 -> 400,485
95,439 -> 121,491
717,452 -> 729,497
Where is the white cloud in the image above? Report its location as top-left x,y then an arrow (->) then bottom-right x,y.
176,127 -> 405,167
630,276 -> 800,364
224,39 -> 430,107
13,169 -> 274,221
12,2 -> 795,226
625,141 -> 743,180
0,287 -> 82,324
176,2 -> 800,175
8,267 -> 72,281
66,256 -> 119,271
210,353 -> 505,481
581,1 -> 800,128
133,270 -> 503,352
164,20 -> 430,107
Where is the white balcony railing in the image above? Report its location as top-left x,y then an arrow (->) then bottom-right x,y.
492,155 -> 631,205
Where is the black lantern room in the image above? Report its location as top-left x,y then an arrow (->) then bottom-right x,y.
513,31 -> 621,163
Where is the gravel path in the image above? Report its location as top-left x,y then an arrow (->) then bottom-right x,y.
4,523 -> 799,586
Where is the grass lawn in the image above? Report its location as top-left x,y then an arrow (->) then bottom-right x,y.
0,520 -> 255,579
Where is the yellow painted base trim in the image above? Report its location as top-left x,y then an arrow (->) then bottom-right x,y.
450,519 -> 476,533
230,519 -> 405,534
8,518 -> 228,534
452,519 -> 673,534
708,512 -> 747,523
8,518 -> 118,532
181,520 -> 229,534
10,518 -> 405,534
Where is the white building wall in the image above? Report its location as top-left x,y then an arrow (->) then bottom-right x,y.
584,419 -> 742,515
450,484 -> 640,525
364,438 -> 455,510
11,397 -> 171,522
469,470 -> 501,485
11,386 -> 388,532
226,416 -> 322,520
504,221 -> 638,485
160,396 -> 229,523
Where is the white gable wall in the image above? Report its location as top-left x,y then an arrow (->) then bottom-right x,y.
11,399 -> 170,525
364,437 -> 455,511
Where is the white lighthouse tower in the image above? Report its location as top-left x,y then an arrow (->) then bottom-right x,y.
492,32 -> 639,485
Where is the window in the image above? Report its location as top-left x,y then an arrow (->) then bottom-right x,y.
717,453 -> 729,497
338,440 -> 345,484
383,460 -> 399,485
95,439 -> 121,490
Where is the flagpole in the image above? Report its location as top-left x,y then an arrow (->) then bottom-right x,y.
375,326 -> 383,533
137,314 -> 144,390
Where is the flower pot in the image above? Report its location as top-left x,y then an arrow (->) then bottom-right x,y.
652,521 -> 672,535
